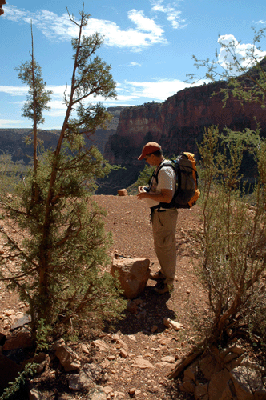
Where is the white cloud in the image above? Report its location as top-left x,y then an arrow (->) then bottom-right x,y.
0,79 -> 200,127
151,0 -> 186,29
2,5 -> 27,22
3,5 -> 166,49
218,34 -> 266,74
118,79 -> 192,102
129,62 -> 142,67
128,9 -> 163,37
0,86 -> 28,96
0,119 -> 23,127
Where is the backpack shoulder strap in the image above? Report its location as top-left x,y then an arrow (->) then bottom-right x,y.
154,160 -> 175,183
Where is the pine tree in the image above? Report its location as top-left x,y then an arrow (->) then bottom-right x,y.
0,9 -> 125,339
15,21 -> 52,205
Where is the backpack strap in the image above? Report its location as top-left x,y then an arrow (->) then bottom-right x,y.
152,160 -> 176,210
153,160 -> 174,184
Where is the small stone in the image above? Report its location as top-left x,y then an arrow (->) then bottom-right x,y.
115,338 -> 128,350
68,374 -> 82,391
163,318 -> 183,330
231,366 -> 263,397
81,344 -> 90,354
29,389 -> 40,400
161,355 -> 175,363
101,360 -> 110,369
158,337 -> 172,346
93,339 -> 109,352
120,348 -> 128,358
115,392 -> 125,399
132,356 -> 154,369
10,314 -> 31,330
118,189 -> 128,196
54,340 -> 80,371
89,387 -> 107,400
103,386 -> 112,394
111,334 -> 120,341
156,362 -> 174,367
4,309 -> 15,316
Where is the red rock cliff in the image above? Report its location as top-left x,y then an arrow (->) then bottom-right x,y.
104,80 -> 266,165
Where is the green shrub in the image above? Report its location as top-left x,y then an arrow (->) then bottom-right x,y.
196,126 -> 266,345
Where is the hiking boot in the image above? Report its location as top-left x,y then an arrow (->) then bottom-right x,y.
149,270 -> 165,280
154,283 -> 174,295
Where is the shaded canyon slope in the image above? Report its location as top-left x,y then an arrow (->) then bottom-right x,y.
0,107 -> 124,164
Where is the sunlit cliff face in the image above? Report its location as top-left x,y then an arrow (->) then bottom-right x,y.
104,79 -> 266,166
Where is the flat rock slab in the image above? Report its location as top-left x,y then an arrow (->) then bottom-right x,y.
132,356 -> 154,369
111,257 -> 150,299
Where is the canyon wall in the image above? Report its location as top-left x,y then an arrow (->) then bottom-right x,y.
1,82 -> 266,194
104,81 -> 266,168
0,107 -> 124,163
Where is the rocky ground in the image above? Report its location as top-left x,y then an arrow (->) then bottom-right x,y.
0,195 -> 265,399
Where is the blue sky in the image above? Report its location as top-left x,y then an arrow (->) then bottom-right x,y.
1,0 -> 266,129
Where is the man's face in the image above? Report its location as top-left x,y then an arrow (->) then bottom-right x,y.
144,154 -> 155,166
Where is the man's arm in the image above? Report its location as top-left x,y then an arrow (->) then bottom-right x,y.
137,187 -> 173,203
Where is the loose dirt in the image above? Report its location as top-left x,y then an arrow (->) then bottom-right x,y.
0,195 -> 207,399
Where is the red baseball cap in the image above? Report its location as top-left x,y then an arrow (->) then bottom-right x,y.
138,142 -> 161,160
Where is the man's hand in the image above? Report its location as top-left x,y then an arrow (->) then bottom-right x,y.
137,186 -> 148,200
137,186 -> 173,203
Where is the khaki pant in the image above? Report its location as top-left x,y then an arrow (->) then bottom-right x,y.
151,208 -> 178,285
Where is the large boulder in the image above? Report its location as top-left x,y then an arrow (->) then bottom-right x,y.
111,257 -> 150,299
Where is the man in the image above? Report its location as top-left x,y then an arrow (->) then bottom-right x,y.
137,142 -> 178,294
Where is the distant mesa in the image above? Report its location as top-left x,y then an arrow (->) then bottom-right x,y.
0,107 -> 125,164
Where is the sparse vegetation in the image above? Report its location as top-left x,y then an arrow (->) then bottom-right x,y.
170,28 -> 266,379
197,125 -> 266,344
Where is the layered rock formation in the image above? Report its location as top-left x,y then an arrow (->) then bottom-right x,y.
104,81 -> 266,167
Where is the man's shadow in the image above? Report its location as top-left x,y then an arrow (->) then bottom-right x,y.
107,282 -> 176,336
